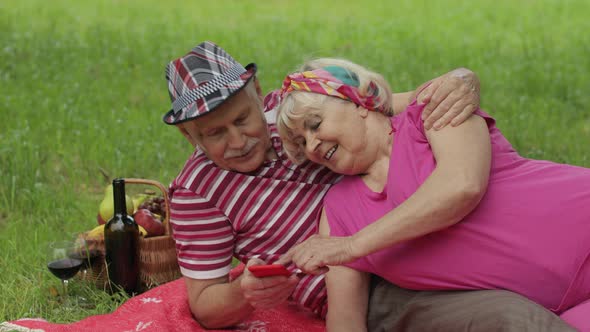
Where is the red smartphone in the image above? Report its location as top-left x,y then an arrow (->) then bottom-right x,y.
248,264 -> 292,278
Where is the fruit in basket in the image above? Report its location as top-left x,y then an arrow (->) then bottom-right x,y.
98,184 -> 133,224
87,224 -> 105,239
132,193 -> 151,212
137,196 -> 166,221
134,208 -> 165,237
96,213 -> 106,225
137,225 -> 148,237
87,222 -> 147,238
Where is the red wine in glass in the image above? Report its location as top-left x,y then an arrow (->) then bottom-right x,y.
47,258 -> 83,280
46,241 -> 83,301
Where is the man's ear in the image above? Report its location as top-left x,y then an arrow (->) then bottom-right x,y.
253,77 -> 264,101
176,124 -> 198,148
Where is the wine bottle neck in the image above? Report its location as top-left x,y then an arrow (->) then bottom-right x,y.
112,179 -> 127,216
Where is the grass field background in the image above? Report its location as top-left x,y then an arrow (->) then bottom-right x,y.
1,0 -> 589,323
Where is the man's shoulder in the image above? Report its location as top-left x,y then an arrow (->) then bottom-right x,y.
171,151 -> 235,193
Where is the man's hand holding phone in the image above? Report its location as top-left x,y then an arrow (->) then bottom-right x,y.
248,264 -> 293,277
240,258 -> 299,309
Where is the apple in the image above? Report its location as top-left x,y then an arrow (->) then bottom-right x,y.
97,213 -> 106,225
133,209 -> 165,237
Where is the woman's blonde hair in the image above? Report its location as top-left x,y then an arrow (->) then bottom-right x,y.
276,58 -> 394,164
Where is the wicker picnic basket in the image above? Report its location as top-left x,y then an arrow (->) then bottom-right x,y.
82,178 -> 181,292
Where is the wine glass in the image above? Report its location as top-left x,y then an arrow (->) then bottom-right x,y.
46,241 -> 83,302
71,233 -> 100,281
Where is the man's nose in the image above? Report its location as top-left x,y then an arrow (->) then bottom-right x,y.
227,126 -> 247,149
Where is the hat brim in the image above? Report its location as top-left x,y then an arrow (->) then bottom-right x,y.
163,63 -> 257,125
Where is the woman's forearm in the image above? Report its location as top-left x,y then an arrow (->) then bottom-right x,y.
351,165 -> 486,258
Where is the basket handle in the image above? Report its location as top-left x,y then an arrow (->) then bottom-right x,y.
123,178 -> 172,236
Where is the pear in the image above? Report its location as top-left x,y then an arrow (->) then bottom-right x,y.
87,224 -> 106,239
98,184 -> 134,222
132,193 -> 151,212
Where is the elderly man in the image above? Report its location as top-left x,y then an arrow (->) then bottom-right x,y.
162,41 -> 574,331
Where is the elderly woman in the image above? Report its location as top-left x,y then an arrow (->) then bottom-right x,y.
275,59 -> 590,332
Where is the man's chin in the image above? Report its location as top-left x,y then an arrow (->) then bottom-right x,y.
229,161 -> 260,173
227,154 -> 264,173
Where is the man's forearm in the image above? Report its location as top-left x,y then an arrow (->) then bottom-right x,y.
391,67 -> 481,116
190,278 -> 254,329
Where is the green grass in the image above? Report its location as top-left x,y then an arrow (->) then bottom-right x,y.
1,0 -> 589,323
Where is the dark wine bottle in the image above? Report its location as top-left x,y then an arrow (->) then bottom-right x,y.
104,178 -> 140,294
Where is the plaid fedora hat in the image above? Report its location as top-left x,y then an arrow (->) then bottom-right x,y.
163,41 -> 257,125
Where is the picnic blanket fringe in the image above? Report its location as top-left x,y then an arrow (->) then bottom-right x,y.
0,320 -> 45,332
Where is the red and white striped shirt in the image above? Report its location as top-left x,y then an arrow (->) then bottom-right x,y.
168,120 -> 340,316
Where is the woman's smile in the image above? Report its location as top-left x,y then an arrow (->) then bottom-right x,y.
324,144 -> 338,160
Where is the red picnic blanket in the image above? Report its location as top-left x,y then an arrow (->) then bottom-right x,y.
1,278 -> 325,332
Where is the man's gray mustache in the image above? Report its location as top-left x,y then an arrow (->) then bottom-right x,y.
224,137 -> 260,159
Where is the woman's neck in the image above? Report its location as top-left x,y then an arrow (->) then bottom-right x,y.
360,115 -> 394,192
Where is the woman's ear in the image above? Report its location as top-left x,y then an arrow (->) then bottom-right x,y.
358,105 -> 369,118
